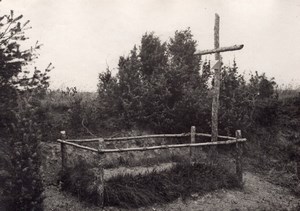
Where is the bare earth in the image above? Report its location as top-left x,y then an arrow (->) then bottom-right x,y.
44,170 -> 300,211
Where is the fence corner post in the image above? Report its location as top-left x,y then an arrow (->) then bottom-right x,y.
190,126 -> 196,164
60,131 -> 67,173
97,138 -> 105,208
297,160 -> 300,180
235,130 -> 243,187
296,151 -> 300,180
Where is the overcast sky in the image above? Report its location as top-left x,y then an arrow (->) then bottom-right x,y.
1,0 -> 300,91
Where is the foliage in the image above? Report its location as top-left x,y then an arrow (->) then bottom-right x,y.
0,10 -> 34,135
139,32 -> 168,77
4,97 -> 45,211
97,68 -> 121,130
0,9 -> 51,210
96,28 -> 280,136
97,29 -> 212,133
218,61 -> 279,136
38,88 -> 99,139
117,46 -> 143,128
248,72 -> 278,127
163,28 -> 210,132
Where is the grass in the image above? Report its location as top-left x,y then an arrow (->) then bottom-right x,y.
243,123 -> 300,196
60,160 -> 239,208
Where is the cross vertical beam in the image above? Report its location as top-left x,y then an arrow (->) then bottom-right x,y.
195,14 -> 243,143
211,13 -> 221,143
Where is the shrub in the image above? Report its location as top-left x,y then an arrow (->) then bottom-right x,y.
4,101 -> 45,211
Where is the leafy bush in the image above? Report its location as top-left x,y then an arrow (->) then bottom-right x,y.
4,99 -> 45,211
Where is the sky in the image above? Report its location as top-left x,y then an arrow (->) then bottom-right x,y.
1,0 -> 300,91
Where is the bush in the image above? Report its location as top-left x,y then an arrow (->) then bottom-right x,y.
3,98 -> 45,211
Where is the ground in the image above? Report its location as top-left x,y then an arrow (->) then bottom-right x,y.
138,172 -> 300,211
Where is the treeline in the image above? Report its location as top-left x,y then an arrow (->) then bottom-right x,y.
94,28 -> 278,136
37,29 -> 279,140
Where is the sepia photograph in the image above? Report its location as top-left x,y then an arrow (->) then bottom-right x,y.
0,0 -> 300,210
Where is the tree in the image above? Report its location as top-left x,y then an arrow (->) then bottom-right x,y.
0,10 -> 51,210
96,28 -> 212,133
248,72 -> 278,127
165,28 -> 210,132
168,28 -> 200,73
136,33 -> 171,131
218,61 -> 279,135
117,46 -> 143,127
139,32 -> 168,77
219,61 -> 249,135
0,10 -> 31,135
97,68 -> 120,129
6,95 -> 45,211
166,28 -> 203,107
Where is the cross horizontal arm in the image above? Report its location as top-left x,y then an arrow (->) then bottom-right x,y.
195,44 -> 244,56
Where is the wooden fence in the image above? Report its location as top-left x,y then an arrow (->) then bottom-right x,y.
57,127 -> 246,207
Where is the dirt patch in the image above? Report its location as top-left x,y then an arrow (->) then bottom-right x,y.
136,172 -> 300,211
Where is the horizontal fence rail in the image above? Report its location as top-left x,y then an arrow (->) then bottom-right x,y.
66,133 -> 235,143
65,138 -> 103,143
195,133 -> 236,140
99,139 -> 246,153
104,133 -> 190,141
57,139 -> 98,152
66,133 -> 190,143
57,137 -> 245,153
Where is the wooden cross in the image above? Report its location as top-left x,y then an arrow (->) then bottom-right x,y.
195,14 -> 244,142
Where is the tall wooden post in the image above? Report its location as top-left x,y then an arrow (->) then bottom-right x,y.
60,131 -> 67,173
195,14 -> 244,144
195,13 -> 244,165
211,13 -> 221,143
235,130 -> 243,186
97,138 -> 105,207
190,126 -> 196,163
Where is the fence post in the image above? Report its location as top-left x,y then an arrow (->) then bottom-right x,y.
190,126 -> 196,163
296,148 -> 300,180
97,138 -> 105,207
297,160 -> 300,180
235,130 -> 243,187
60,131 -> 67,173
